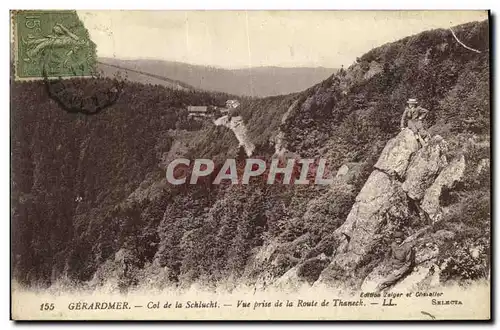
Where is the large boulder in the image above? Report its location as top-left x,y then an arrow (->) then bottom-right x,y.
375,128 -> 420,178
401,135 -> 448,200
421,155 -> 466,221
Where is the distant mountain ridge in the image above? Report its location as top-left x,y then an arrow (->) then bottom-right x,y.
97,60 -> 198,92
98,57 -> 336,97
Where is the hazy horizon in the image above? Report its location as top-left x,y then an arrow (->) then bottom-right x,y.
79,10 -> 488,70
98,56 -> 338,70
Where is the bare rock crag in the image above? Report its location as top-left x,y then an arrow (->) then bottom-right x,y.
316,128 -> 465,289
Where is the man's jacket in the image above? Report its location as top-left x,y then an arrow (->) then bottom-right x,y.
401,106 -> 429,129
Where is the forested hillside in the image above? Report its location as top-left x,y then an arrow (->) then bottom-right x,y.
11,20 -> 490,291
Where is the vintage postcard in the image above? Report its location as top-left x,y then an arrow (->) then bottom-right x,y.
10,10 -> 490,320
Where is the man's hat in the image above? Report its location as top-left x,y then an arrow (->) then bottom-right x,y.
394,231 -> 404,239
407,98 -> 418,104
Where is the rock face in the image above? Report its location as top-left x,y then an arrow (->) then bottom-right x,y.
317,129 -> 464,289
213,115 -> 255,156
421,155 -> 466,221
333,170 -> 410,269
273,100 -> 299,157
374,128 -> 419,178
401,136 -> 449,200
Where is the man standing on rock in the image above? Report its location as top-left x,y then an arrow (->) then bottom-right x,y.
376,231 -> 416,292
400,98 -> 430,147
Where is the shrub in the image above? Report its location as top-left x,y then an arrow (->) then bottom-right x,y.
297,257 -> 330,284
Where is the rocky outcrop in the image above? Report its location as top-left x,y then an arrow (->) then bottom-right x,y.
374,128 -> 419,178
401,136 -> 448,200
273,99 -> 299,157
336,164 -> 350,178
335,162 -> 363,183
363,61 -> 383,80
213,115 -> 255,156
421,155 -> 466,222
333,170 -> 410,268
317,129 -> 465,289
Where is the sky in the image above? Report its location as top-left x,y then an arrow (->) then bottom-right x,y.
77,10 -> 488,69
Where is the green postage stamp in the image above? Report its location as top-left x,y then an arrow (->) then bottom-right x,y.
12,10 -> 97,80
